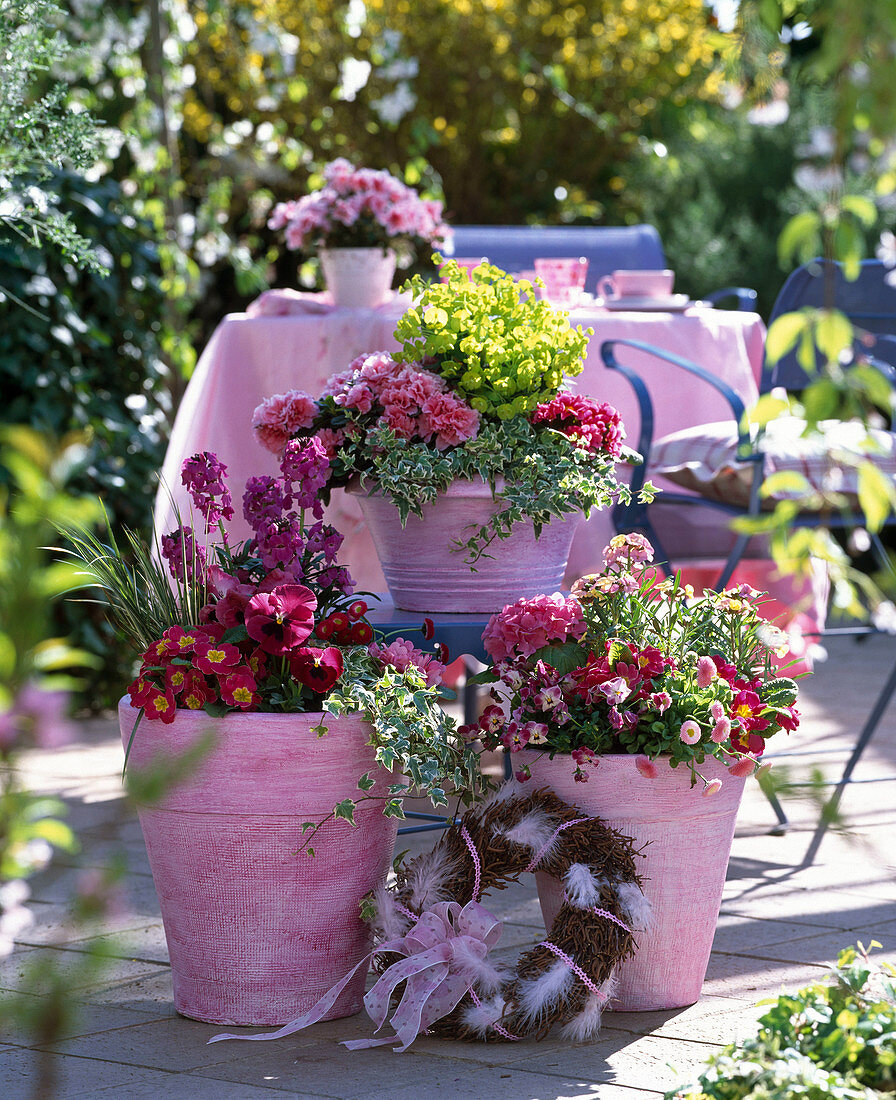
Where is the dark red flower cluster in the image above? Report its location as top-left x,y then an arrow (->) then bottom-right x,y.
129,624 -> 263,723
130,583 -> 351,722
572,641 -> 673,710
530,392 -> 625,456
710,654 -> 800,756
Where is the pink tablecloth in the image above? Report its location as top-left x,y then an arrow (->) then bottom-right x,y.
154,295 -> 766,591
154,293 -> 827,665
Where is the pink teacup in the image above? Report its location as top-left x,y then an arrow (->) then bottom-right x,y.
534,256 -> 589,304
598,269 -> 674,300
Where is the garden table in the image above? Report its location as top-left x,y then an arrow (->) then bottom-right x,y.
154,289 -> 766,588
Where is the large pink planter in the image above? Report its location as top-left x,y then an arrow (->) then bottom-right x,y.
119,700 -> 399,1026
521,751 -> 745,1011
348,477 -> 579,612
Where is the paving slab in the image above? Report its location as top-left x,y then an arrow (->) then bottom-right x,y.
0,1046 -> 163,1100
1,631 -> 893,1098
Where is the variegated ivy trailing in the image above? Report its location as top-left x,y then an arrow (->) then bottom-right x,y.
252,260 -> 649,563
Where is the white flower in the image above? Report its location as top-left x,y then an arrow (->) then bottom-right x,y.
337,57 -> 372,102
371,84 -> 417,126
872,600 -> 896,634
877,230 -> 896,268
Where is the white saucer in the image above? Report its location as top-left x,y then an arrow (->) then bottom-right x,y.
601,294 -> 696,312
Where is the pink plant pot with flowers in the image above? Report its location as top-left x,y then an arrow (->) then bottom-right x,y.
119,702 -> 400,1025
68,428 -> 479,1027
269,158 -> 450,307
349,476 -> 579,612
521,750 -> 745,1011
467,532 -> 801,1011
252,261 -> 635,613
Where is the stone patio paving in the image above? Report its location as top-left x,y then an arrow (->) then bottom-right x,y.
2,632 -> 894,1099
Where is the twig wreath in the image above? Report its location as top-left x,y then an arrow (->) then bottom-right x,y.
209,781 -> 650,1053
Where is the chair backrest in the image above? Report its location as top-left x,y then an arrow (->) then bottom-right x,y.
762,259 -> 896,393
444,224 -> 666,294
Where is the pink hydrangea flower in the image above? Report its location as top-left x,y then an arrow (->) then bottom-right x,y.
483,593 -> 586,662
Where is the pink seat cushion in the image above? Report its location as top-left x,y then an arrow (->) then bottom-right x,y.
649,417 -> 896,508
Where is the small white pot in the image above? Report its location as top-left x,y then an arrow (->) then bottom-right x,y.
318,246 -> 397,309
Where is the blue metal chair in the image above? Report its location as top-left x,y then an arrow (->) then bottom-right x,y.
446,224 -> 757,308
601,258 -> 896,841
604,258 -> 896,590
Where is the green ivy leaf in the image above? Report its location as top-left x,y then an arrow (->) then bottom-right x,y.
333,799 -> 357,826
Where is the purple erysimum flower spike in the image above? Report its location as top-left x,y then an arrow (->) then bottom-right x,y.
181,452 -> 234,529
245,584 -> 317,654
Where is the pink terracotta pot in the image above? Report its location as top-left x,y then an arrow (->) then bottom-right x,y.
520,750 -> 745,1011
119,700 -> 399,1026
348,477 -> 579,612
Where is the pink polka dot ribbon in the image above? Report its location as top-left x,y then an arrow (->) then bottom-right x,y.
460,822 -> 482,902
590,907 -> 633,933
537,940 -> 608,1001
523,817 -> 590,874
468,987 -> 521,1041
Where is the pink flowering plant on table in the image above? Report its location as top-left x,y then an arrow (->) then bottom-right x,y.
466,533 -> 801,794
252,260 -> 642,561
62,442 -> 482,830
269,158 -> 450,264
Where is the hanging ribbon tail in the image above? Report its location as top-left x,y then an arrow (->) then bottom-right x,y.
206,953 -> 372,1045
362,945 -> 451,1031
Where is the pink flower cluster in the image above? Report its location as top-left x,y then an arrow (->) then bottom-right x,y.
531,392 -> 625,457
254,352 -> 481,457
268,159 -> 450,253
251,391 -> 317,458
181,452 -> 234,529
368,638 -> 446,688
481,593 -> 586,663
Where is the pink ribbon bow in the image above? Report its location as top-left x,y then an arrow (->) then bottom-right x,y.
207,899 -> 503,1054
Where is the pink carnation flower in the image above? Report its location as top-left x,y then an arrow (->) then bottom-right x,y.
252,391 -> 317,456
483,593 -> 586,663
379,405 -> 419,440
419,392 -> 481,450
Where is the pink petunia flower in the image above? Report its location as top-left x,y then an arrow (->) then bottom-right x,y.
368,638 -> 445,688
418,392 -> 481,450
252,391 -> 316,456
